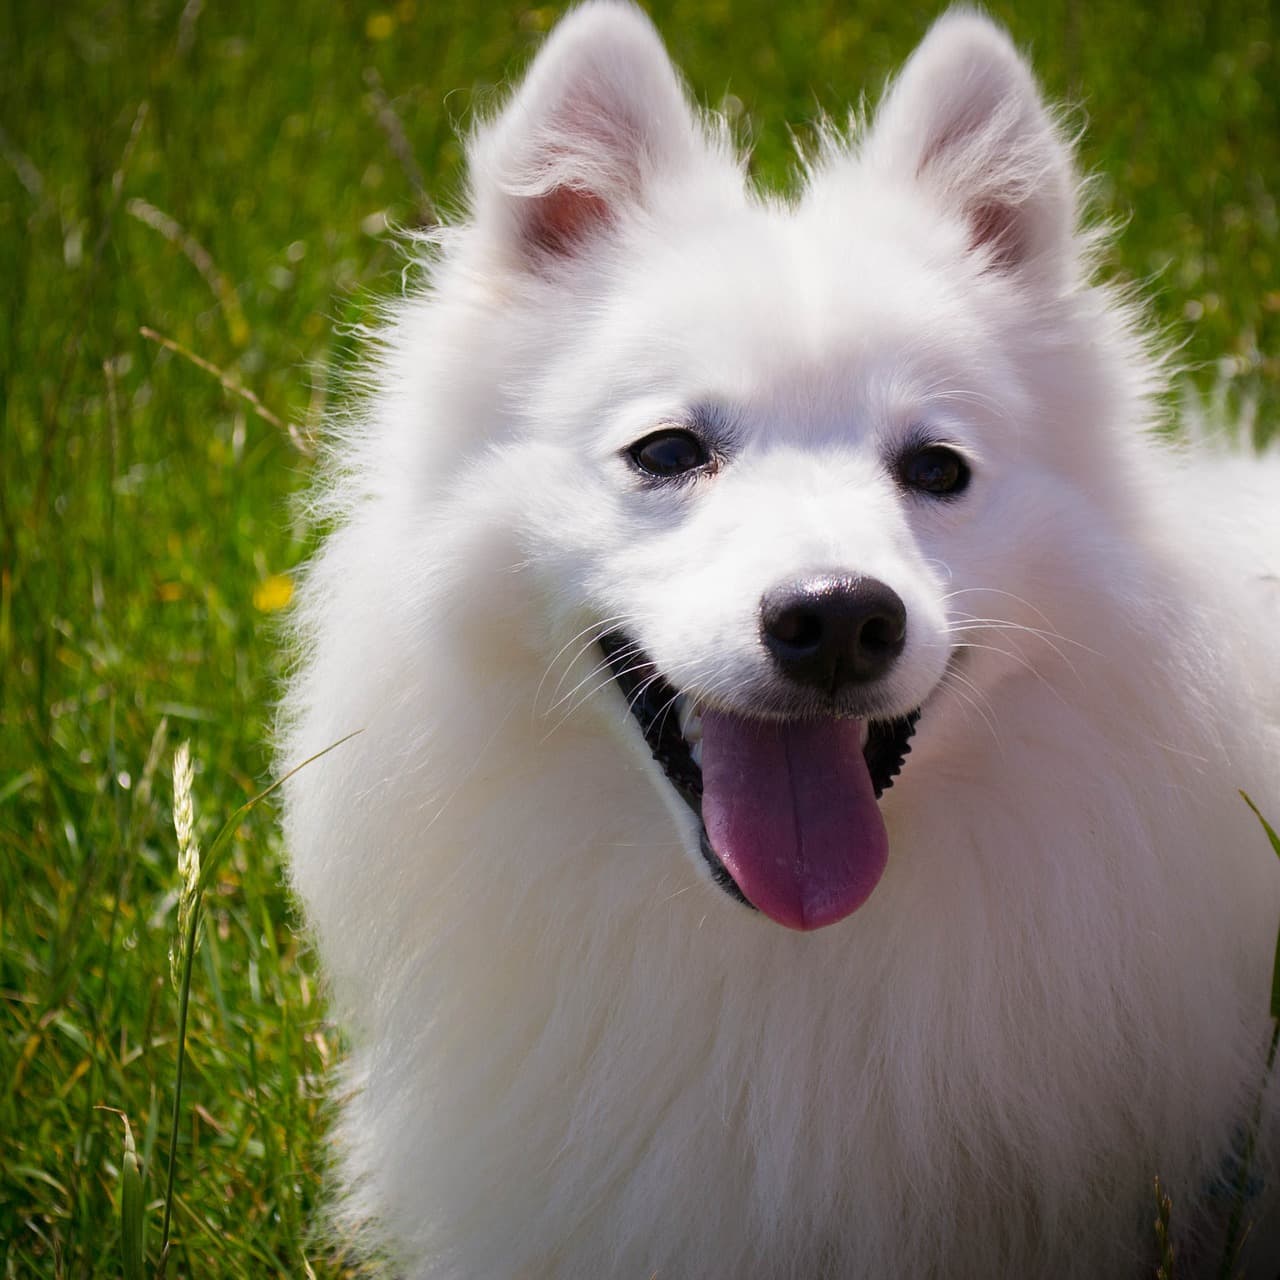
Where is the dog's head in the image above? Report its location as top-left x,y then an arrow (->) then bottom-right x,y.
446,3 -> 1148,929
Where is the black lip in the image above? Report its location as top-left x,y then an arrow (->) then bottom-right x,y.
598,629 -> 920,908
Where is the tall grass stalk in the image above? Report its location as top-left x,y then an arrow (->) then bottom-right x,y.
158,742 -> 200,1273
149,732 -> 360,1276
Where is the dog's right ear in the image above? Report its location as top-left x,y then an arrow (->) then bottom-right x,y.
863,12 -> 1077,280
468,1 -> 708,269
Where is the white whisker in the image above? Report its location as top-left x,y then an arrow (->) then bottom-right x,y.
939,668 -> 1002,750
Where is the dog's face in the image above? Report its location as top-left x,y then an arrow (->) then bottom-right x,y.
460,3 -> 1121,929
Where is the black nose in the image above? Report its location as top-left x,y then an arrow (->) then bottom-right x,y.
761,575 -> 907,692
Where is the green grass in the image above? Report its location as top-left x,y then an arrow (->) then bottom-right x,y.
1,1 -> 1276,1275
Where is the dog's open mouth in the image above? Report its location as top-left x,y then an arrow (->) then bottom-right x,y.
600,631 -> 918,930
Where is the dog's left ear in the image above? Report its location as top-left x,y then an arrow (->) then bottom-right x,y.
865,12 -> 1076,278
469,1 -> 711,270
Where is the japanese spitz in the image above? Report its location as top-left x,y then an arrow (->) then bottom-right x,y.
282,3 -> 1280,1275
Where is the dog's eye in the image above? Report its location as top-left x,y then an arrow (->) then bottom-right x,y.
898,445 -> 970,498
628,429 -> 711,479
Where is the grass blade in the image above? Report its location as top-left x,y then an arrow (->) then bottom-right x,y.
1216,793 -> 1280,1276
195,730 -> 362,898
1240,791 -> 1280,859
96,1108 -> 145,1279
1240,792 -> 1280,1017
121,1113 -> 145,1280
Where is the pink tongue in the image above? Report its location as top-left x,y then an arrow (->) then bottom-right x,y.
700,711 -> 888,931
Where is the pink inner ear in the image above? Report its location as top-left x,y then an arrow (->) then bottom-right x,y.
914,108 -> 1039,274
521,182 -> 614,258
512,82 -> 645,262
968,197 -> 1028,270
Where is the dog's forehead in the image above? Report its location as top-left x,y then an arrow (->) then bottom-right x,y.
623,203 -> 983,378
654,199 -> 959,322
545,203 -> 998,446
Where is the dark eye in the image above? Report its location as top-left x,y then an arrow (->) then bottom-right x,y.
898,444 -> 970,497
627,429 -> 712,479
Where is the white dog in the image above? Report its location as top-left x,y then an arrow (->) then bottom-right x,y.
282,4 -> 1280,1275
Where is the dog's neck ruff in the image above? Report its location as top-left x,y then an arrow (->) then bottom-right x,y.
599,629 -> 918,929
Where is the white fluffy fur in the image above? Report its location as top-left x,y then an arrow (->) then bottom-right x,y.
282,5 -> 1280,1275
